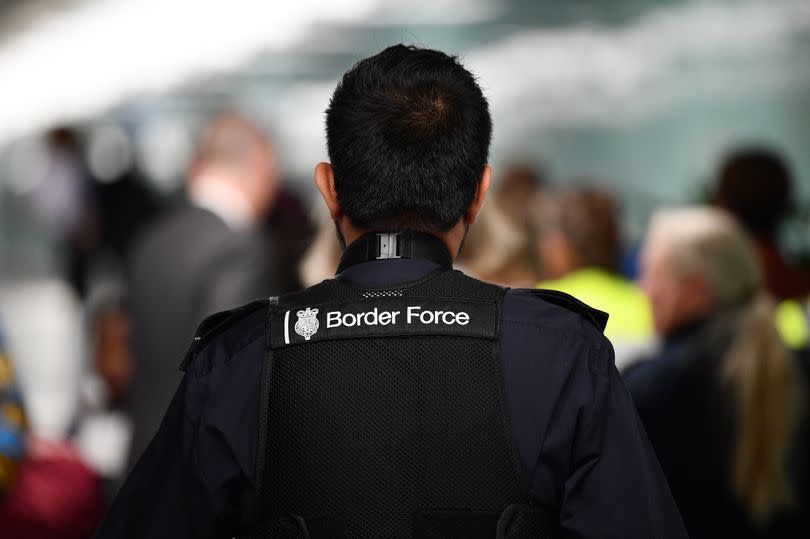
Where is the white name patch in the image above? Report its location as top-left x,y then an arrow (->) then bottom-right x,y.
271,297 -> 495,348
326,306 -> 469,328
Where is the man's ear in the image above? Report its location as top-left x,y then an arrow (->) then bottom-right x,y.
314,162 -> 342,220
464,165 -> 492,224
686,273 -> 713,312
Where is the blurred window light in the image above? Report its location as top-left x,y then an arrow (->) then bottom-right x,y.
371,0 -> 501,25
135,119 -> 193,193
87,125 -> 133,183
264,0 -> 810,181
4,138 -> 49,195
0,279 -> 84,440
0,0 -> 382,147
465,0 -> 810,128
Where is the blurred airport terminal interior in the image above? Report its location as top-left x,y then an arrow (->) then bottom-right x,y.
0,0 -> 809,537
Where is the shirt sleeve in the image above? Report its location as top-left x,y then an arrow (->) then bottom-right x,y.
95,324 -> 265,539
93,377 -> 243,538
557,341 -> 688,538
94,377 -> 211,538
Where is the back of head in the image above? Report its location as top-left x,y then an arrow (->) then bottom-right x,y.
325,44 -> 491,232
536,186 -> 620,274
647,207 -> 761,308
191,113 -> 270,175
189,112 -> 277,217
648,207 -> 801,524
46,126 -> 81,151
713,148 -> 793,237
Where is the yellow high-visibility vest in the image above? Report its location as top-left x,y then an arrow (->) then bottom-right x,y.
537,267 -> 653,342
775,298 -> 810,350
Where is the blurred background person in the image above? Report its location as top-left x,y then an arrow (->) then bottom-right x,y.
454,200 -> 537,287
70,282 -> 135,505
624,207 -> 809,538
30,128 -> 99,298
455,162 -> 548,287
126,112 -> 280,470
263,184 -> 315,294
0,323 -> 103,539
298,207 -> 343,288
711,147 -> 810,301
27,126 -> 161,300
776,291 -> 810,352
85,126 -> 162,283
492,163 -> 547,231
710,148 -> 810,352
474,163 -> 546,286
534,185 -> 654,368
0,326 -> 26,496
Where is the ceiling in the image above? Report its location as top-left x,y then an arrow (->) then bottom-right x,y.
1,0 -> 809,211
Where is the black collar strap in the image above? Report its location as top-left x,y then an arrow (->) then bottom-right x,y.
336,230 -> 453,273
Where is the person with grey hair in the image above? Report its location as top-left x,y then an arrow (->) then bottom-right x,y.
624,207 -> 809,538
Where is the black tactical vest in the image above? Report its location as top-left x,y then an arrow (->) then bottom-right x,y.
243,232 -> 557,539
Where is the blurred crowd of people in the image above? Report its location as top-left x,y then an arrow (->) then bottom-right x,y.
1,110 -> 810,538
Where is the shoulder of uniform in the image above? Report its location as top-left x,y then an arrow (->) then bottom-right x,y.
507,288 -> 609,333
180,298 -> 272,371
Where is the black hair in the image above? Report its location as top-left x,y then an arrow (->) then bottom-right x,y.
325,44 -> 492,231
713,147 -> 793,236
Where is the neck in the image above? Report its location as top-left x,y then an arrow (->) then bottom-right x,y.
336,229 -> 453,274
189,174 -> 257,229
339,219 -> 466,262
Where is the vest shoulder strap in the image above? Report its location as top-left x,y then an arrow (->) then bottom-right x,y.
526,288 -> 609,333
180,298 -> 272,371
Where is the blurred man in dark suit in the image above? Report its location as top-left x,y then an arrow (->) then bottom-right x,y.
126,113 -> 279,469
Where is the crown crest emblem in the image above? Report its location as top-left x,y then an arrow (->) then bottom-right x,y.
294,308 -> 320,341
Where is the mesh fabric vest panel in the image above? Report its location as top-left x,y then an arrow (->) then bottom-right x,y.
248,270 -> 530,539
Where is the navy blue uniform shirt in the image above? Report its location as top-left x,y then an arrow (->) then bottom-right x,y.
96,258 -> 686,538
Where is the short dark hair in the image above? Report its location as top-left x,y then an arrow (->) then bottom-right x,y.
712,147 -> 793,236
325,44 -> 492,231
